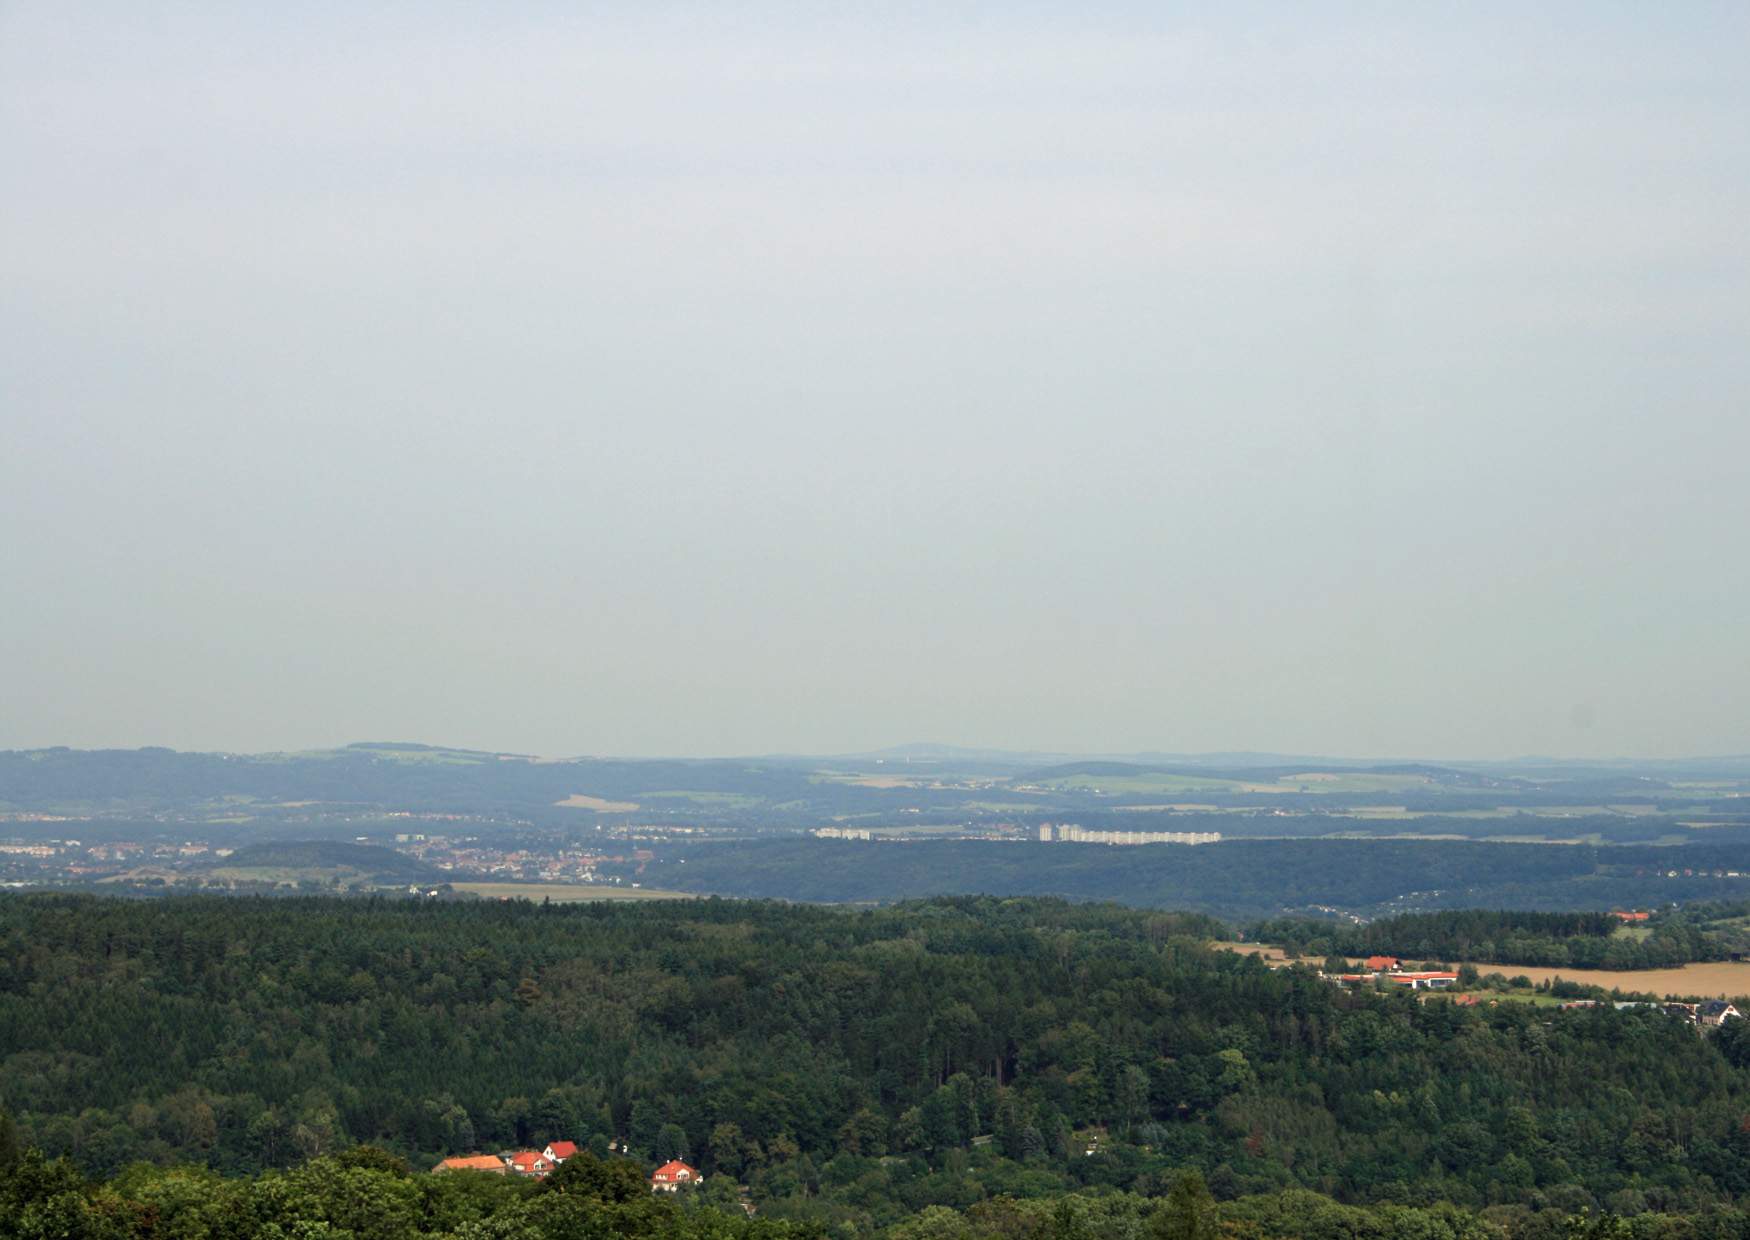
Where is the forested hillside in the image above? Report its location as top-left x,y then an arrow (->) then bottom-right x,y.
621,838 -> 1750,919
8,893 -> 1750,1235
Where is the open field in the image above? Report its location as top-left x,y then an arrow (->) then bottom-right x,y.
202,867 -> 363,885
1041,771 -> 1448,797
1218,939 -> 1750,1001
553,793 -> 640,811
640,790 -> 761,806
451,881 -> 694,902
1212,941 -> 1294,964
820,774 -> 931,789
1460,960 -> 1750,999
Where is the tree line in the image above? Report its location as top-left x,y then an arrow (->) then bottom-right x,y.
1249,909 -> 1730,970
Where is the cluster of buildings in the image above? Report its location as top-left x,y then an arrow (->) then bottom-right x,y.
1559,998 -> 1743,1027
0,838 -> 241,884
1038,825 -> 1221,846
806,824 -> 1226,846
432,1143 -> 705,1192
1324,956 -> 1459,991
397,836 -> 626,883
434,1140 -> 582,1178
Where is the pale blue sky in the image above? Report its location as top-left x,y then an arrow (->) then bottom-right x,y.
3,3 -> 1747,758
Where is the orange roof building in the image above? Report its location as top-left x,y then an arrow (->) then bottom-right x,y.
651,1159 -> 701,1191
433,1155 -> 507,1174
1385,971 -> 1459,990
1364,955 -> 1400,971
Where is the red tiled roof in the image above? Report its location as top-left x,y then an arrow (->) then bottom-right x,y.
545,1141 -> 579,1159
652,1160 -> 697,1181
434,1155 -> 506,1173
1364,956 -> 1399,970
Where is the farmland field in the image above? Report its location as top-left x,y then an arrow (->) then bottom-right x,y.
1039,771 -> 1443,796
1460,959 -> 1750,999
1217,940 -> 1750,1000
552,793 -> 640,811
450,881 -> 695,902
1212,941 -> 1293,964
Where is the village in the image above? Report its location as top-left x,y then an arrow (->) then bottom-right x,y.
433,1142 -> 705,1194
1323,955 -> 1462,991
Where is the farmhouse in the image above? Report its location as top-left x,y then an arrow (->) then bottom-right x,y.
543,1141 -> 579,1163
651,1159 -> 702,1192
508,1151 -> 554,1177
1699,1000 -> 1743,1027
1364,955 -> 1400,971
432,1155 -> 508,1174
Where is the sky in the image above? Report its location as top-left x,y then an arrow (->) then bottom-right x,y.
2,2 -> 1747,760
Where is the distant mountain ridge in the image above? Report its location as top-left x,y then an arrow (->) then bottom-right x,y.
4,742 -> 1748,837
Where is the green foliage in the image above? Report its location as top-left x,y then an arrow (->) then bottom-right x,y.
5,893 -> 1750,1231
1154,1170 -> 1218,1240
0,1150 -> 830,1240
543,1152 -> 650,1203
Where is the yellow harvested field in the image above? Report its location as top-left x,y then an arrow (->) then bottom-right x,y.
451,882 -> 694,902
1212,942 -> 1293,964
1462,960 -> 1750,1000
1215,942 -> 1750,1000
553,794 -> 640,812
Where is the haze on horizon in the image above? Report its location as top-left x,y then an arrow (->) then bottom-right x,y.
3,3 -> 1748,763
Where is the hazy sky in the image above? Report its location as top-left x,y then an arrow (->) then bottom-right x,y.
3,3 -> 1747,760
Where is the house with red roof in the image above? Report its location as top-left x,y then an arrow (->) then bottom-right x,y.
1364,955 -> 1400,971
508,1151 -> 554,1177
543,1141 -> 579,1164
651,1160 -> 701,1192
433,1155 -> 508,1175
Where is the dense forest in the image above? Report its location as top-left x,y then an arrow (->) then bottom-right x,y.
1249,910 -> 1730,970
8,893 -> 1750,1236
621,838 -> 1750,919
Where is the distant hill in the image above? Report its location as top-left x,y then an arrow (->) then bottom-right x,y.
622,837 -> 1750,921
197,841 -> 441,887
4,742 -> 1747,837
